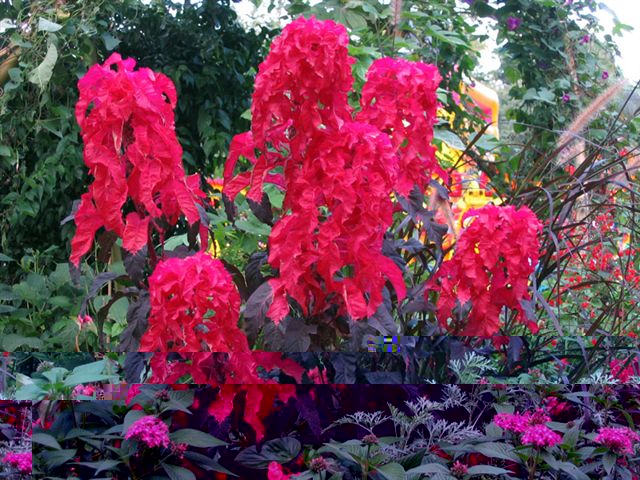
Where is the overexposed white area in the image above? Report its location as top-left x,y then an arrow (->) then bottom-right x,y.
597,0 -> 640,82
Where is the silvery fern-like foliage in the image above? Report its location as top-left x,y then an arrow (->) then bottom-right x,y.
579,370 -> 619,384
325,386 -> 486,461
449,351 -> 495,383
323,411 -> 391,434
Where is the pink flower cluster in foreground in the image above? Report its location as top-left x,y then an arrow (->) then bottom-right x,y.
520,424 -> 562,447
124,415 -> 170,448
2,451 -> 32,474
595,426 -> 640,455
494,410 -> 561,447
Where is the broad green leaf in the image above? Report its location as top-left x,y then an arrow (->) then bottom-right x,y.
433,129 -> 466,151
555,462 -> 590,480
1,334 -> 43,351
467,465 -> 511,476
183,451 -> 237,476
42,367 -> 68,385
344,11 -> 367,30
472,442 -> 522,463
163,463 -> 197,480
75,459 -> 122,475
236,216 -> 271,236
32,433 -> 62,450
169,429 -> 227,448
28,43 -> 58,89
37,18 -> 63,32
101,32 -> 120,51
407,463 -> 450,475
602,452 -> 616,475
63,360 -> 119,386
41,449 -> 76,469
236,437 -> 301,468
374,462 -> 406,480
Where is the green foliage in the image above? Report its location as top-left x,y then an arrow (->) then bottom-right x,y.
112,0 -> 274,172
470,0 -> 627,148
0,0 -> 271,273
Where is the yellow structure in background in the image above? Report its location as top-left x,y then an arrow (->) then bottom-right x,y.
206,178 -> 223,258
436,80 -> 502,232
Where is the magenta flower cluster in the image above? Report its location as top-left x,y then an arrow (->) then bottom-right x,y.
494,410 -> 561,447
494,409 -> 550,433
2,451 -> 32,474
124,415 -> 170,449
521,424 -> 562,447
594,426 -> 640,455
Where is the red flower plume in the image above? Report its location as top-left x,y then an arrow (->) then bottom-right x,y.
140,252 -> 246,352
429,204 -> 542,335
358,57 -> 443,194
70,53 -> 203,265
224,16 -> 355,203
268,122 -> 406,321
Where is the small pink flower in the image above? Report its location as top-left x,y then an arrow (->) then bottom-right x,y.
595,427 -> 640,455
124,415 -> 170,449
451,460 -> 469,477
76,314 -> 93,328
562,93 -> 570,103
171,443 -> 188,459
601,71 -> 609,80
521,424 -> 562,447
494,412 -> 530,433
580,34 -> 590,44
506,17 -> 522,31
72,384 -> 96,398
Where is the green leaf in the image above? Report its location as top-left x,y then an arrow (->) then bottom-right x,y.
554,462 -> 590,480
467,465 -> 511,476
101,32 -> 120,51
472,442 -> 522,463
28,43 -> 58,90
562,423 -> 580,448
407,463 -> 450,475
75,459 -> 122,475
433,129 -> 466,150
0,253 -> 15,261
235,437 -> 301,468
344,11 -> 367,31
32,433 -> 62,450
163,463 -> 197,480
15,383 -> 46,400
41,449 -> 76,469
2,334 -> 44,351
64,360 -> 116,387
602,452 -> 616,475
374,462 -> 406,480
37,18 -> 63,32
169,429 -> 227,448
235,216 -> 271,236
183,451 -> 237,476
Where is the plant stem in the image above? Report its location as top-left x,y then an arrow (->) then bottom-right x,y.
362,444 -> 371,480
